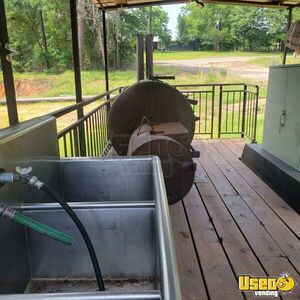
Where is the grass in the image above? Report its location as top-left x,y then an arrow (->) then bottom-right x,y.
2,63 -> 265,98
153,50 -> 276,61
2,50 -> 295,143
8,66 -> 183,98
248,54 -> 300,67
0,66 -> 267,142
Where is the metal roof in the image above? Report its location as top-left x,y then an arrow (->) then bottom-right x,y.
92,0 -> 299,9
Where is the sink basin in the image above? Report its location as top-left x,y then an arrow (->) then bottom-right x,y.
0,157 -> 181,300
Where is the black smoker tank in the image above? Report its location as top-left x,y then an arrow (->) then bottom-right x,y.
108,80 -> 199,204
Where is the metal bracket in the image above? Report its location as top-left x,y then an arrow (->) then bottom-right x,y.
149,75 -> 176,80
0,42 -> 17,61
190,145 -> 200,158
191,151 -> 200,158
188,99 -> 198,105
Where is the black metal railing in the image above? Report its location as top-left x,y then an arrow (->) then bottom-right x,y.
174,83 -> 259,142
49,87 -> 123,157
48,83 -> 258,158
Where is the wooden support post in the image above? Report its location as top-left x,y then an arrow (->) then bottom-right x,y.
0,0 -> 18,126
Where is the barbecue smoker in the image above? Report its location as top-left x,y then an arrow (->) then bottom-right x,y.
108,79 -> 199,204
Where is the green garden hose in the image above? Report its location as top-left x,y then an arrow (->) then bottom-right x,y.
0,168 -> 105,291
0,203 -> 74,246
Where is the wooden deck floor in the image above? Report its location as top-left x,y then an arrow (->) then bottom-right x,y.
170,139 -> 300,300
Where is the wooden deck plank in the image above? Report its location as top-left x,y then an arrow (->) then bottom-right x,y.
169,201 -> 209,300
230,138 -> 247,152
170,138 -> 300,300
219,139 -> 300,238
193,141 -> 300,299
221,139 -> 244,158
206,140 -> 300,274
194,165 -> 269,300
194,163 -> 266,279
183,186 -> 244,300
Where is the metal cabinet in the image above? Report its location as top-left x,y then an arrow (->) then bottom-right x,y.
262,64 -> 300,171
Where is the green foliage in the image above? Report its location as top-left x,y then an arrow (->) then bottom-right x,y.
177,3 -> 300,51
219,68 -> 227,77
5,0 -> 171,72
5,0 -> 300,73
6,0 -> 72,72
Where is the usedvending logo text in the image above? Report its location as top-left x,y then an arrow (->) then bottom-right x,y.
238,272 -> 297,298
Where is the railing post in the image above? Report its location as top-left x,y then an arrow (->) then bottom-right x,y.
241,84 -> 247,138
0,0 -> 19,126
211,86 -> 215,138
252,86 -> 259,143
218,85 -> 223,138
70,0 -> 86,156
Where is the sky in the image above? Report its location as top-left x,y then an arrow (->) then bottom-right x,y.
162,4 -> 184,40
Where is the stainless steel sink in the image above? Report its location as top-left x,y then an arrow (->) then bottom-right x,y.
0,157 -> 181,300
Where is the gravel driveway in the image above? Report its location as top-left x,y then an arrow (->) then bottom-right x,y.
154,56 -> 275,81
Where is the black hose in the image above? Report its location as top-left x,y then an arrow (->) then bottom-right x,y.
40,184 -> 105,291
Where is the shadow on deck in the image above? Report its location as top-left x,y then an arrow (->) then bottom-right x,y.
170,139 -> 300,300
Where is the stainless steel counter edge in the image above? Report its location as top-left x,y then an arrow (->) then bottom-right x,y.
152,157 -> 182,300
2,291 -> 161,300
19,202 -> 155,210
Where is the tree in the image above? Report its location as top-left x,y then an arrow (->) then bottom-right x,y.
77,0 -> 85,68
6,1 -> 172,72
177,4 -> 234,50
177,3 -> 300,52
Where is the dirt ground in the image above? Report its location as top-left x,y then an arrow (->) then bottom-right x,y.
155,56 -> 273,81
0,78 -> 51,98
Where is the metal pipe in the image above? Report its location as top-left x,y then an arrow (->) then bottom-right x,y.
0,0 -> 19,125
136,34 -> 144,81
282,6 -> 293,65
70,0 -> 86,156
145,34 -> 154,79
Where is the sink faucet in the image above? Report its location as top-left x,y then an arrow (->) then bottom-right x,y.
0,166 -> 43,189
